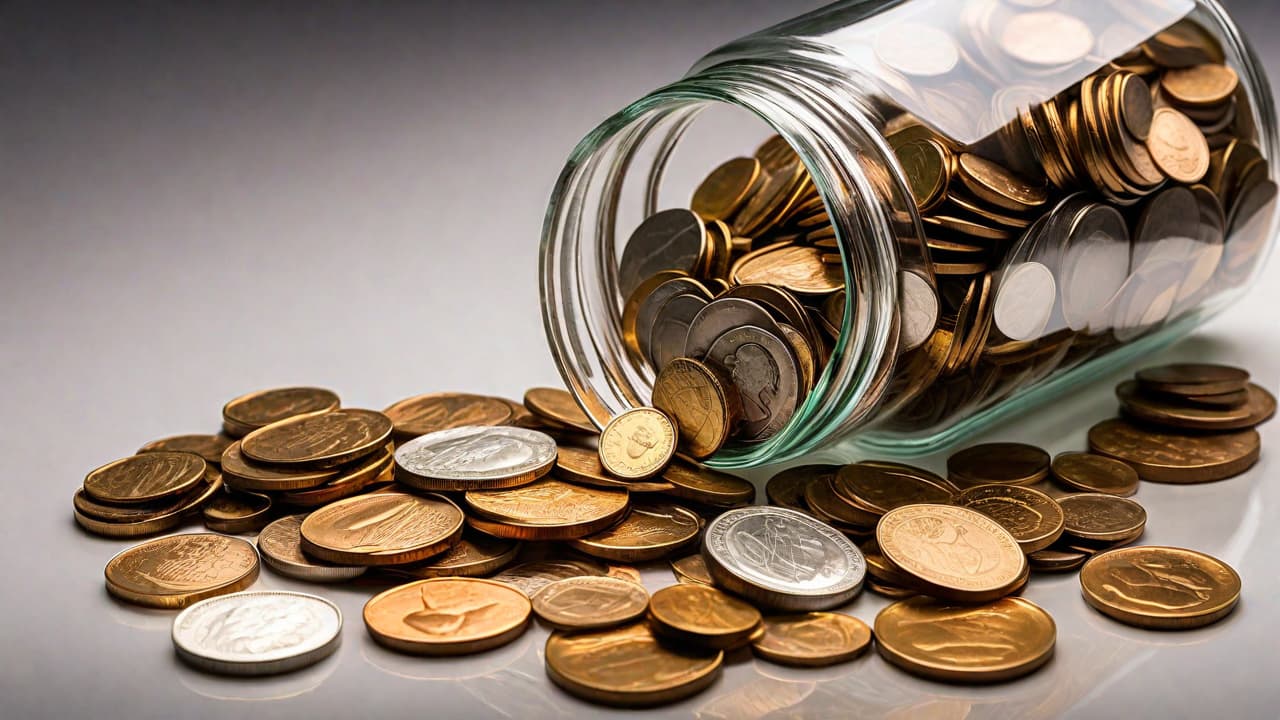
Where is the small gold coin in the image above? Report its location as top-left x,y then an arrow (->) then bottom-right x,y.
241,408 -> 393,468
300,491 -> 464,565
877,504 -> 1027,603
1147,107 -> 1210,183
569,501 -> 700,562
954,484 -> 1065,554
276,446 -> 394,507
874,596 -> 1056,683
201,489 -> 272,534
220,441 -> 340,491
381,532 -> 520,580
803,475 -> 879,529
947,442 -> 1050,487
1080,546 -> 1240,629
221,386 -> 340,437
138,434 -> 234,465
383,392 -> 513,439
661,457 -> 756,507
256,514 -> 368,583
1050,452 -> 1139,496
751,612 -> 872,667
1028,546 -> 1089,573
523,387 -> 597,433
1162,63 -> 1239,107
363,578 -> 531,655
73,470 -> 222,539
531,576 -> 649,630
731,244 -> 844,296
691,156 -> 764,221
652,357 -> 739,459
670,554 -> 714,586
104,533 -> 260,608
1058,493 -> 1147,543
598,408 -> 677,480
84,452 -> 208,504
893,136 -> 950,211
648,583 -> 763,650
545,622 -> 723,707
464,478 -> 630,541
1087,418 -> 1260,483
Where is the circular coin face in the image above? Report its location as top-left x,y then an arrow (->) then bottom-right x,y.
1080,546 -> 1241,629
105,533 -> 260,609
363,578 -> 531,656
241,409 -> 392,468
599,408 -> 677,480
1058,493 -> 1147,542
545,623 -> 723,707
947,442 -> 1050,487
875,596 -> 1056,682
692,156 -> 763,221
395,425 -> 557,490
554,445 -> 669,491
138,434 -> 234,465
532,576 -> 649,631
85,452 -> 208,504
222,387 -> 340,437
617,208 -> 707,300
1147,108 -> 1210,183
299,492 -> 464,566
383,392 -> 513,438
876,504 -> 1027,602
569,501 -> 701,563
993,262 -> 1056,342
954,484 -> 1065,554
464,479 -> 630,541
1050,452 -> 1139,496
752,612 -> 872,667
652,358 -> 738,459
648,584 -> 762,649
704,325 -> 802,441
172,591 -> 342,676
522,387 -> 598,433
1087,418 -> 1260,483
256,515 -> 367,583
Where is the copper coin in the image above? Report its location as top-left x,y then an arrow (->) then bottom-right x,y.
531,576 -> 649,631
380,532 -> 519,581
648,583 -> 763,651
877,504 -> 1027,603
553,446 -> 673,493
751,612 -> 872,667
383,392 -> 513,439
661,457 -> 756,507
652,357 -> 740,459
803,476 -> 880,529
138,434 -> 234,465
104,533 -> 260,609
1147,108 -> 1210,183
363,578 -> 531,655
219,440 -> 339,491
765,465 -> 836,514
833,462 -> 955,515
1058,493 -> 1147,543
84,452 -> 208,504
1087,418 -> 1260,483
1080,546 -> 1240,629
73,470 -> 223,539
947,443 -> 1050,487
221,387 -> 340,437
256,514 -> 368,583
954,484 -> 1065,554
1028,546 -> 1089,573
691,156 -> 764,221
669,554 -> 714,586
523,387 -> 598,433
1050,452 -> 1139,496
201,489 -> 273,534
300,491 -> 464,566
1118,380 -> 1275,431
545,622 -> 722,707
569,501 -> 700,562
241,408 -> 393,468
275,444 -> 394,506
464,478 -> 630,541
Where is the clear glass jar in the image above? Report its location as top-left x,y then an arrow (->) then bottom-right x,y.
540,0 -> 1278,469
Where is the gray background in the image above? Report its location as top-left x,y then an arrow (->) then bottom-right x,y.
2,1 -> 1278,718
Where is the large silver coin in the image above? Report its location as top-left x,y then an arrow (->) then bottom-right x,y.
720,283 -> 822,350
705,325 -> 800,441
648,293 -> 710,371
617,209 -> 706,299
394,426 -> 557,490
636,277 -> 712,364
684,297 -> 785,360
1060,203 -> 1130,332
993,261 -> 1056,341
900,269 -> 939,351
702,506 -> 865,611
257,515 -> 367,583
172,591 -> 342,676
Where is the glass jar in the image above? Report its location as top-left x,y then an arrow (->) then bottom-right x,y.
540,0 -> 1278,469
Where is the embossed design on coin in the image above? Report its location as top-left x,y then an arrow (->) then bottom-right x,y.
220,441 -> 339,491
105,533 -> 260,608
395,425 -> 557,490
954,484 -> 1065,554
598,408 -> 677,480
257,515 -> 367,583
1087,418 -> 1260,483
172,591 -> 342,675
876,504 -> 1027,602
241,408 -> 392,468
1050,452 -> 1139,496
84,452 -> 208,504
705,326 -> 801,441
1080,546 -> 1241,629
752,612 -> 872,667
1147,108 -> 1211,183
363,578 -> 531,655
383,532 -> 519,580
648,584 -> 762,650
570,501 -> 701,563
466,478 -> 630,526
1058,493 -> 1147,542
300,492 -> 464,566
532,576 -> 649,631
222,387 -> 340,437
652,357 -> 738,459
383,392 -> 513,438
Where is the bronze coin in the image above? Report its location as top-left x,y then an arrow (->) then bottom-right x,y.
138,434 -> 234,465
489,558 -> 609,597
275,444 -> 394,506
954,484 -> 1065,554
804,476 -> 879,529
531,576 -> 650,631
221,386 -> 340,437
765,465 -> 836,514
661,457 -> 755,507
300,491 -> 464,566
691,156 -> 764,221
569,501 -> 700,562
1146,107 -> 1210,183
947,443 -> 1050,487
1080,546 -> 1240,629
598,408 -> 677,480
104,533 -> 260,609
84,452 -> 208,505
833,462 -> 955,515
751,612 -> 873,667
652,357 -> 740,459
1058,493 -> 1147,543
523,387 -> 598,433
219,440 -> 339,492
73,470 -> 223,539
1087,417 -> 1260,483
363,578 -> 531,656
380,532 -> 519,580
383,392 -> 513,439
877,504 -> 1027,603
669,554 -> 714,586
241,408 -> 393,468
1027,546 -> 1089,573
648,583 -> 763,651
464,479 -> 630,541
1117,380 -> 1275,431
1050,452 -> 1139,496
554,446 -> 674,493
201,488 -> 273,534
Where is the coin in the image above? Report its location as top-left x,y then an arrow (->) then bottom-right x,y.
531,576 -> 649,631
383,392 -> 513,439
803,475 -> 879,529
703,506 -> 865,611
172,591 -> 342,675
73,470 -> 222,538
1058,493 -> 1147,542
1000,11 -> 1092,67
683,297 -> 783,360
220,440 -> 339,491
490,558 -> 608,596
993,262 -> 1056,342
1135,362 -> 1251,396
1087,417 -> 1260,483
241,409 -> 392,468
464,478 -> 630,541
751,612 -> 872,667
523,387 -> 598,433
661,457 -> 756,507
947,443 -> 1050,487
569,501 -> 700,562
598,408 -> 677,480
363,578 -> 531,656
1080,546 -> 1240,629
691,157 -> 764,221
256,515 -> 367,582
552,446 -> 672,493
1028,546 -> 1089,573
221,387 -> 340,437
299,491 -> 463,565
1050,452 -> 1139,496
956,153 -> 1047,212
833,462 -> 955,515
954,484 -> 1065,554
893,136 -> 950,211
765,465 -> 835,513
731,245 -> 844,296
1163,63 -> 1239,107
876,504 -> 1027,603
901,269 -> 941,351
545,622 -> 723,707
1147,107 -> 1210,182
648,583 -> 763,650
201,489 -> 272,534
874,21 -> 958,77
1118,380 -> 1275,430
394,425 -> 557,490
670,554 -> 714,586
275,443 -> 394,506
84,452 -> 208,504
138,434 -> 234,465
381,532 -> 519,580
874,596 -> 1056,682
633,277 -> 714,363
617,209 -> 707,299
652,357 -> 740,459
704,325 -> 801,441
105,533 -> 260,609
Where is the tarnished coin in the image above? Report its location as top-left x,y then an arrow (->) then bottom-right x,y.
633,277 -> 714,363
569,501 -> 701,562
531,576 -> 649,631
650,293 -> 711,370
464,478 -> 630,541
947,443 -> 1050,488
383,392 -> 513,439
220,441 -> 339,491
105,533 -> 260,609
74,470 -> 222,539
1080,546 -> 1240,629
751,612 -> 872,667
545,622 -> 723,707
172,591 -> 342,676
877,504 -> 1027,603
395,425 -> 557,490
703,506 -> 865,611
1087,418 -> 1260,483
523,387 -> 598,433
300,491 -> 464,566
875,596 -> 1056,683
670,554 -> 714,586
381,532 -> 519,581
201,489 -> 272,534
490,558 -> 609,597
661,457 -> 756,508
1050,452 -> 1140,496
138,434 -> 234,465
833,462 -> 954,516
221,387 -> 340,437
652,357 -> 740,459
1118,380 -> 1275,431
84,452 -> 208,504
617,208 -> 707,299
954,484 -> 1065,554
1147,108 -> 1210,183
363,578 -> 531,656
765,465 -> 837,513
1058,493 -> 1147,543
705,325 -> 801,441
241,409 -> 392,468
648,583 -> 763,650
691,157 -> 764,221
598,408 -> 677,480
256,515 -> 367,583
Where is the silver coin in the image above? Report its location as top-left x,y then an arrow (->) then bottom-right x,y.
394,425 -> 557,490
683,297 -> 784,359
256,515 -> 367,583
900,269 -> 939,351
1059,203 -> 1130,332
720,283 -> 822,350
647,294 -> 709,371
701,506 -> 865,611
704,325 -> 800,441
172,591 -> 342,676
994,261 -> 1056,341
635,277 -> 711,363
617,209 -> 706,299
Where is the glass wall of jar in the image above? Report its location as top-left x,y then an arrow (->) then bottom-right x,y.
540,0 -> 1278,469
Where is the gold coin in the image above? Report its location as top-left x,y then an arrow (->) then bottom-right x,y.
751,612 -> 872,667
256,514 -> 367,582
241,408 -> 393,468
1058,493 -> 1147,542
1028,546 -> 1089,573
84,452 -> 208,504
691,156 -> 764,221
531,576 -> 650,631
363,578 -> 531,656
1080,545 -> 1240,629
104,533 -> 259,609
861,539 -> 922,589
833,461 -> 954,515
299,491 -> 463,565
545,622 -> 723,707
1087,417 -> 1260,483
874,596 -> 1055,683
1162,63 -> 1239,107
954,484 -> 1065,554
803,475 -> 879,529
955,153 -> 1047,212
220,440 -> 340,491
201,489 -> 272,534
947,442 -> 1050,487
652,357 -> 739,459
670,554 -> 714,586
1117,380 -> 1275,431
381,532 -> 519,580
598,407 -> 677,480
1050,452 -> 1139,496
383,392 -> 513,439
569,501 -> 700,562
523,387 -> 597,433
731,244 -> 844,296
648,583 -> 763,650
877,504 -> 1027,603
275,444 -> 394,506
554,446 -> 674,493
893,136 -> 950,212
1147,107 -> 1210,183
464,478 -> 630,541
221,386 -> 340,437
1135,362 -> 1250,396
661,457 -> 756,507
138,434 -> 234,465
73,470 -> 223,538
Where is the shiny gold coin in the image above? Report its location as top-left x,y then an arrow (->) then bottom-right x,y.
648,583 -> 763,650
1058,493 -> 1147,543
598,407 -> 677,480
104,533 -> 259,609
275,443 -> 394,506
531,576 -> 650,631
751,612 -> 872,668
1136,363 -> 1250,395
1028,546 -> 1089,573
1087,417 -> 1260,483
652,358 -> 739,459
874,596 -> 1056,683
765,465 -> 836,514
956,153 -> 1047,212
383,392 -> 513,439
299,491 -> 463,565
661,457 -> 755,507
554,446 -> 674,493
221,386 -> 340,437
947,442 -> 1050,487
381,532 -> 519,580
523,387 -> 598,433
84,452 -> 208,504
363,578 -> 531,655
201,489 -> 272,534
569,501 -> 700,562
464,478 -> 630,541
731,244 -> 844,296
692,156 -> 764,221
893,136 -> 950,212
833,461 -> 954,515
241,408 -> 393,468
138,434 -> 233,465
1118,380 -> 1275,431
545,622 -> 723,707
73,470 -> 223,538
220,440 -> 339,491
256,514 -> 367,582
954,484 -> 1065,554
877,504 -> 1027,603
1163,63 -> 1239,107
1050,452 -> 1139,496
1147,107 -> 1210,183
1081,546 -> 1241,630
670,554 -> 714,586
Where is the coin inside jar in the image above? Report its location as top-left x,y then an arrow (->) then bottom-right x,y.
751,612 -> 873,668
652,357 -> 740,459
1050,452 -> 1140,496
105,533 -> 260,609
568,501 -> 700,562
954,484 -> 1065,554
1080,546 -> 1241,630
1058,493 -> 1147,543
531,576 -> 649,631
363,578 -> 531,656
598,408 -> 677,480
647,583 -> 763,650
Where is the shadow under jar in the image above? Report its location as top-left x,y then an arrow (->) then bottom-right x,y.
540,0 -> 1278,469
